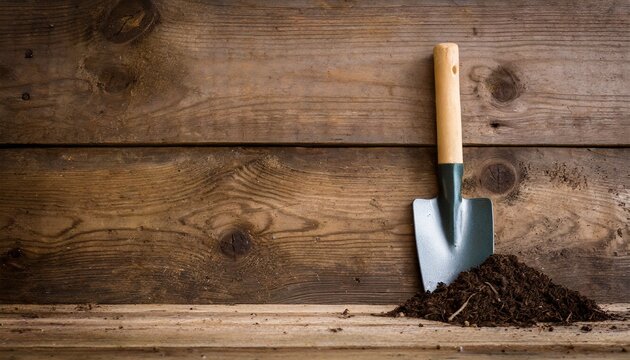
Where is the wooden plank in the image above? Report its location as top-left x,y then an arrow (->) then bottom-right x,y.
3,348 -> 630,360
0,0 -> 628,145
0,147 -> 627,304
0,304 -> 628,359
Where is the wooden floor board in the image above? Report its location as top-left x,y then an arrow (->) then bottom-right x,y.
3,349 -> 630,360
0,304 -> 628,359
0,147 -> 627,304
0,0 -> 627,145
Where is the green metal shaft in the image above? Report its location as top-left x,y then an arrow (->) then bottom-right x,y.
436,163 -> 463,246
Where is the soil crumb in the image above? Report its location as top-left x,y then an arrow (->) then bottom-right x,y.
339,308 -> 354,319
390,254 -> 609,327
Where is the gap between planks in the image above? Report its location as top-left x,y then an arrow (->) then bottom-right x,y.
1,144 -> 630,149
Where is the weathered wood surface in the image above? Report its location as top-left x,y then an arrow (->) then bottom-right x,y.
1,147 -> 627,304
4,349 -> 629,360
0,304 -> 628,359
0,0 -> 628,145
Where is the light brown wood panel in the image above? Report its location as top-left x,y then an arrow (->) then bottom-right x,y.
4,349 -> 629,360
0,147 -> 627,303
0,304 -> 628,359
0,0 -> 628,145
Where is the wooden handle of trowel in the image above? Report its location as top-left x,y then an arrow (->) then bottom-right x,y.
434,43 -> 463,164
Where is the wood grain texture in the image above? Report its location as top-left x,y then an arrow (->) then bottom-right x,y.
0,147 -> 627,304
0,304 -> 628,359
0,0 -> 628,145
4,349 -> 629,360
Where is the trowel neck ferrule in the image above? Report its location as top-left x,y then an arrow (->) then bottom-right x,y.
437,163 -> 463,204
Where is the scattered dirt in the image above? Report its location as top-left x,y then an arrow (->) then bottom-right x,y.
503,161 -> 530,205
580,324 -> 593,332
74,304 -> 94,311
544,162 -> 588,190
389,254 -> 610,327
339,308 -> 354,319
461,177 -> 477,194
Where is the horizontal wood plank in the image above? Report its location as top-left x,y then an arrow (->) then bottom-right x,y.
0,304 -> 628,359
0,0 -> 628,145
0,147 -> 627,304
4,348 -> 629,360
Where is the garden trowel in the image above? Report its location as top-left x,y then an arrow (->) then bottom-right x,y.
413,43 -> 494,292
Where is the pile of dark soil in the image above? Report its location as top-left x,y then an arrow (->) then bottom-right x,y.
390,254 -> 610,327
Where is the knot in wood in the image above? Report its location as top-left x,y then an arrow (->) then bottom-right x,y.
2,247 -> 26,271
220,230 -> 252,259
484,66 -> 522,103
481,163 -> 516,194
102,0 -> 159,44
7,247 -> 23,258
99,66 -> 135,93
